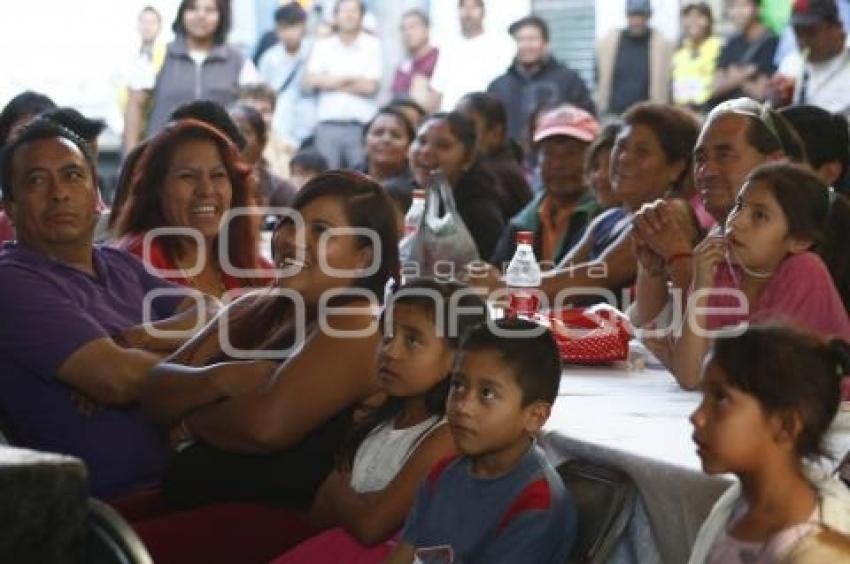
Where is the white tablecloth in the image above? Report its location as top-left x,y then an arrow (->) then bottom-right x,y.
540,362 -> 850,564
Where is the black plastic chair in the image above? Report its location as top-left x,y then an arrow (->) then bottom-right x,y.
558,459 -> 637,564
76,498 -> 152,564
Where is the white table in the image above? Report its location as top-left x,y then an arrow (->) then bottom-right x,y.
540,362 -> 850,564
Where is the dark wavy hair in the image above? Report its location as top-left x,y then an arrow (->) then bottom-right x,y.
711,324 -> 849,461
337,279 -> 487,471
172,0 -> 232,46
112,118 -> 261,282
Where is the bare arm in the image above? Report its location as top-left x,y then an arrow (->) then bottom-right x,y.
116,295 -> 220,354
184,310 -> 382,453
671,237 -> 726,390
58,338 -> 163,407
123,89 -> 150,154
142,359 -> 277,426
311,425 -> 456,545
540,224 -> 637,304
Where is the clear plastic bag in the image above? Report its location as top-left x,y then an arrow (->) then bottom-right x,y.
403,170 -> 479,280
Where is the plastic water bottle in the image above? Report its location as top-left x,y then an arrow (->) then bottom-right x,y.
399,189 -> 426,266
404,189 -> 426,238
505,231 -> 542,316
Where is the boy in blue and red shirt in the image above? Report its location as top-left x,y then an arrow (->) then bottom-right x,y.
387,317 -> 577,564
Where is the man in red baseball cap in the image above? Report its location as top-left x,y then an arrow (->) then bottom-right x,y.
772,0 -> 850,118
489,105 -> 601,269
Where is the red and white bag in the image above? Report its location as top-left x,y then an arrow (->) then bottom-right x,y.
526,304 -> 632,364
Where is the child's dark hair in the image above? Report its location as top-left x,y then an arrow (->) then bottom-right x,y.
40,107 -> 106,144
711,325 -> 850,461
747,162 -> 850,310
169,100 -> 246,150
779,105 -> 849,192
0,90 -> 56,149
290,148 -> 329,174
457,92 -> 508,138
229,103 -> 267,143
584,122 -> 622,173
458,318 -> 562,406
337,279 -> 488,470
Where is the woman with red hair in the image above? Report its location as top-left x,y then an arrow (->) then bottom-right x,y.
113,118 -> 271,297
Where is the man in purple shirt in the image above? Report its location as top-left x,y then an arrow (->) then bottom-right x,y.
391,8 -> 440,111
0,118 -> 213,498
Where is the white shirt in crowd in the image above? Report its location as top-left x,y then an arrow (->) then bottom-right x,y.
777,39 -> 850,119
430,31 -> 515,111
307,31 -> 382,124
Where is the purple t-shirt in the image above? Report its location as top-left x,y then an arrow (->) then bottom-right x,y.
0,243 -> 184,498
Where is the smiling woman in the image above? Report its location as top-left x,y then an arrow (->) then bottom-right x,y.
113,118 -> 271,297
136,171 -> 399,543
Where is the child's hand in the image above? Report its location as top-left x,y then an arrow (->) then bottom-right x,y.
692,236 -> 726,288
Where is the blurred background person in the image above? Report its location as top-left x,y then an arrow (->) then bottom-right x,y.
229,102 -> 297,210
123,0 -> 263,153
671,2 -> 722,111
455,92 -> 532,221
388,96 -> 428,131
584,122 -> 623,211
428,0 -> 514,112
305,0 -> 381,169
488,15 -> 595,154
356,105 -> 415,188
772,0 -> 850,119
238,84 -> 296,179
289,147 -> 329,191
709,0 -> 777,106
780,104 -> 850,194
596,0 -> 673,116
257,2 -> 317,152
391,8 -> 439,113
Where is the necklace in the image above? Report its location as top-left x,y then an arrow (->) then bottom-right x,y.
175,259 -> 227,298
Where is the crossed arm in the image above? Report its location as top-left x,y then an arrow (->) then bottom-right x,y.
57,294 -> 218,407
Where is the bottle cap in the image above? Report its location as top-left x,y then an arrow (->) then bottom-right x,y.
516,231 -> 534,245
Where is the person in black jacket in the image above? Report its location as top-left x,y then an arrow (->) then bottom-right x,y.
487,15 -> 595,155
408,112 -> 505,259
